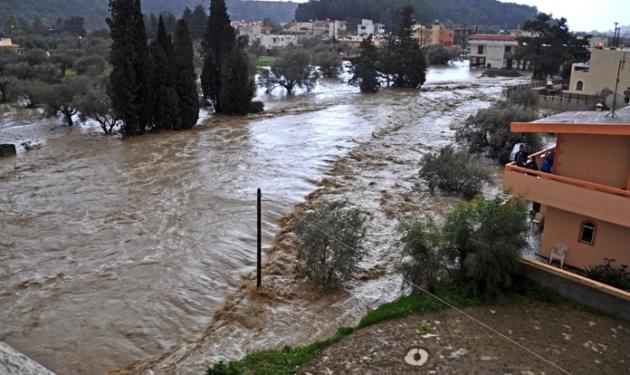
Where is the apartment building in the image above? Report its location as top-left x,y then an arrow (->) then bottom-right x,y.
567,47 -> 630,97
467,34 -> 519,69
412,22 -> 455,48
504,109 -> 630,270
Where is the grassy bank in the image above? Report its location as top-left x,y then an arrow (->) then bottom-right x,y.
207,282 -> 573,375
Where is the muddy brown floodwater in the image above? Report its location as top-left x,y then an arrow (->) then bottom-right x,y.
0,62 -> 528,375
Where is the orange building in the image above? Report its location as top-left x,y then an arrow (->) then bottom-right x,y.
503,110 -> 630,271
412,22 -> 454,48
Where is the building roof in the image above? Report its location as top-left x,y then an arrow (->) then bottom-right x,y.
511,106 -> 630,135
468,34 -> 517,42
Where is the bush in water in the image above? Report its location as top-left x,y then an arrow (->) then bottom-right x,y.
397,216 -> 445,293
456,101 -> 540,164
420,145 -> 491,199
294,200 -> 366,290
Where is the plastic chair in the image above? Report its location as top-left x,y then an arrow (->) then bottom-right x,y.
530,212 -> 544,229
548,244 -> 568,269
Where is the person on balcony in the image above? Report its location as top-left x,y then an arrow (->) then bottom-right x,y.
514,144 -> 528,167
541,153 -> 554,173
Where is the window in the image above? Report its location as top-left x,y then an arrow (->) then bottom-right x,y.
505,46 -> 512,53
576,81 -> 584,91
579,221 -> 596,245
477,45 -> 484,54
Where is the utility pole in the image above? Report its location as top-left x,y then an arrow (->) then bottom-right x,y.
256,188 -> 262,289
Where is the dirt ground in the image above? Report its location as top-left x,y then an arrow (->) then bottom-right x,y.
298,300 -> 630,375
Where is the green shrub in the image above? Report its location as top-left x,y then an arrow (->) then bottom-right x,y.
397,217 -> 445,293
585,265 -> 630,291
442,195 -> 529,298
419,145 -> 491,198
507,88 -> 539,109
422,44 -> 460,65
482,68 -> 522,77
294,200 -> 366,290
456,101 -> 540,164
313,51 -> 342,78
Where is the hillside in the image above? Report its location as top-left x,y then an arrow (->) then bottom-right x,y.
0,0 -> 298,31
295,0 -> 538,29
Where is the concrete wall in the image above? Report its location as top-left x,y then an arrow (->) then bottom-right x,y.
567,49 -> 630,96
555,133 -> 630,189
0,342 -> 56,375
520,258 -> 630,321
540,207 -> 630,269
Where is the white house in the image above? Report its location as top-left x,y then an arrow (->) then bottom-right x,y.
257,34 -> 298,49
357,19 -> 385,38
467,34 -> 519,69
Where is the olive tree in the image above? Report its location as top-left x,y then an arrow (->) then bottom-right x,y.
294,200 -> 366,290
455,101 -> 540,164
77,84 -> 121,134
259,46 -> 319,95
42,77 -> 89,126
420,145 -> 491,199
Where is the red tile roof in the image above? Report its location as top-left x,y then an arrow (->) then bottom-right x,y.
468,34 -> 517,42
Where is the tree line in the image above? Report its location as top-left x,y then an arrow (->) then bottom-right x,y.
350,6 -> 428,93
107,0 -> 255,136
295,0 -> 537,30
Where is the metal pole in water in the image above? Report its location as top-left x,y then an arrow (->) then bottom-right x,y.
257,188 -> 262,289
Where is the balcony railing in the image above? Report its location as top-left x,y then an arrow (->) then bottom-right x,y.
504,153 -> 630,227
505,163 -> 630,199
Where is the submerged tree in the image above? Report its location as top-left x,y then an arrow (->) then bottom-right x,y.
42,77 -> 89,127
174,19 -> 200,129
455,101 -> 540,164
294,200 -> 367,290
259,46 -> 318,95
350,35 -> 380,93
314,51 -> 342,78
107,0 -> 152,136
201,0 -> 236,111
77,83 -> 122,135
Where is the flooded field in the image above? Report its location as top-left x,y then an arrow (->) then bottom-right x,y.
0,63 -> 526,374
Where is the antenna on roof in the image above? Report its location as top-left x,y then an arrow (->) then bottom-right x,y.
605,53 -> 626,118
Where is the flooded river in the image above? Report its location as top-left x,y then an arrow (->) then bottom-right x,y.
0,62 -> 524,374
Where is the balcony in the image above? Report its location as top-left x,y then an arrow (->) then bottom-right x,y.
504,148 -> 630,227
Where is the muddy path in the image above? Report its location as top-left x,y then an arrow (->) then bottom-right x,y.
112,76 -> 523,374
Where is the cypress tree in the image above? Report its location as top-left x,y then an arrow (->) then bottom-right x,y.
150,16 -> 180,130
190,5 -> 208,40
219,37 -> 255,115
174,19 -> 200,129
107,0 -> 152,136
351,35 -> 380,93
389,6 -> 427,88
201,0 -> 236,112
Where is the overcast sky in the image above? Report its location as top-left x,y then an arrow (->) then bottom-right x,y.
274,0 -> 629,32
498,0 -> 629,31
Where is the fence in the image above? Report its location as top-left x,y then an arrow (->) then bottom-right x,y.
505,82 -> 601,111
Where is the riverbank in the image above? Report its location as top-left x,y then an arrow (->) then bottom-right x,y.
111,74 -> 526,374
204,282 -> 629,374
